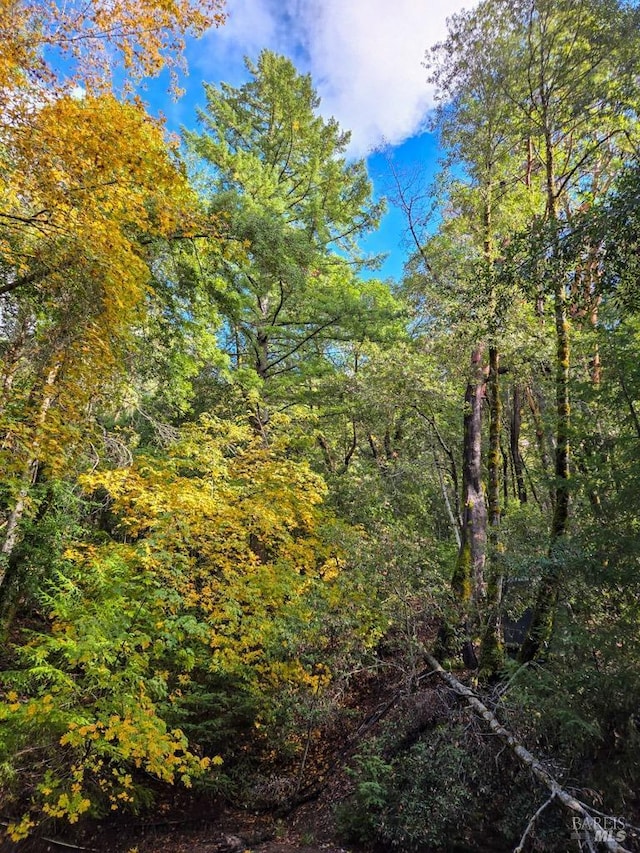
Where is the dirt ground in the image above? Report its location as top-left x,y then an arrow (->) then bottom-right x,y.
0,799 -> 358,853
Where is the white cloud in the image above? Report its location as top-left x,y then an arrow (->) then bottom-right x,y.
216,0 -> 279,55
197,0 -> 471,156
194,0 -> 280,87
302,0 -> 470,155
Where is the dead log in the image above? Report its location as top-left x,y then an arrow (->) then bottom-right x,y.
424,653 -> 632,853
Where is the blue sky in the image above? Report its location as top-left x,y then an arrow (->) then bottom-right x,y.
144,0 -> 471,281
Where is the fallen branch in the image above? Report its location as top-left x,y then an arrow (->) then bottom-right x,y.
0,822 -> 96,851
424,653 -> 632,853
36,838 -> 96,852
514,793 -> 556,853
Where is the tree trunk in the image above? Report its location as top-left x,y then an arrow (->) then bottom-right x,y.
451,346 -> 487,607
551,275 -> 570,540
0,361 -> 60,590
520,275 -> 570,663
481,346 -> 504,672
511,384 -> 528,504
521,130 -> 570,662
424,652 -> 632,853
525,385 -> 553,503
432,443 -> 462,548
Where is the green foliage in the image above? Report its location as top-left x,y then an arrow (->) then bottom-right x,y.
183,50 -> 403,415
501,575 -> 640,810
0,415 -> 387,835
336,727 -> 499,851
0,542 -> 217,828
334,746 -> 393,843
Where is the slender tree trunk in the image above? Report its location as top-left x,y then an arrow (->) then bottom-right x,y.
256,330 -> 269,380
551,276 -> 570,539
503,435 -> 512,503
487,347 -> 501,533
252,295 -> 271,433
477,188 -> 504,672
511,384 -> 528,504
452,346 -> 487,608
521,132 -> 570,663
413,405 -> 462,529
0,361 -> 60,590
316,434 -> 336,472
482,345 -> 504,672
0,321 -> 28,414
543,128 -> 571,542
432,443 -> 462,548
525,385 -> 553,505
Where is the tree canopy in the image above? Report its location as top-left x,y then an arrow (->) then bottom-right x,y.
2,2 -> 640,851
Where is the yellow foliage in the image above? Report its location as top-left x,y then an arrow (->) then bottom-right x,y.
0,91 -> 228,488
42,791 -> 92,822
0,417 -> 367,838
0,1 -> 231,550
78,416 -> 338,690
0,0 -> 225,107
7,815 -> 35,842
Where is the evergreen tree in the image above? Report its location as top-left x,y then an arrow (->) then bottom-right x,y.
184,51 -> 397,423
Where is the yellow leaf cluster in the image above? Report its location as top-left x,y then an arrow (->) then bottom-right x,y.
6,815 -> 35,842
0,0 -> 226,107
79,417 -> 339,689
0,92 -> 221,482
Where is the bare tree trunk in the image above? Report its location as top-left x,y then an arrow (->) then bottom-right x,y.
521,132 -> 570,662
481,345 -> 504,672
431,444 -> 462,548
525,385 -> 553,502
551,275 -> 570,540
521,275 -> 570,663
0,315 -> 30,415
316,434 -> 336,472
412,405 -> 462,530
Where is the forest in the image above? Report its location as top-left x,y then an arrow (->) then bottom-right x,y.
1,0 -> 640,851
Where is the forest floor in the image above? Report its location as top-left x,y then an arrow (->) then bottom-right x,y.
0,636 -> 403,852
1,618 -> 458,853
6,760 -> 360,853
72,777 -> 366,853
4,622 -> 640,852
83,802 -> 356,853
1,721 -> 368,853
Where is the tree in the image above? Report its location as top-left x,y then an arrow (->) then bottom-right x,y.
425,6 -> 540,668
184,51 -> 397,424
0,1 -> 229,594
0,0 -> 225,106
425,0 -> 640,665
489,0 -> 639,661
0,0 -> 227,292
0,95 -> 212,590
0,415 -> 370,835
